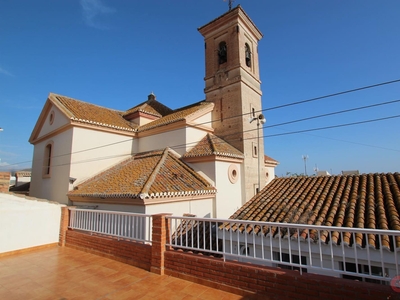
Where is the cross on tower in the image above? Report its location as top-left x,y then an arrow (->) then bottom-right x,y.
224,0 -> 235,11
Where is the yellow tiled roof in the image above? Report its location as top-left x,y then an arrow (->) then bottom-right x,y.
51,94 -> 138,132
183,133 -> 244,159
51,93 -> 213,134
68,148 -> 215,199
138,101 -> 213,132
223,173 -> 400,250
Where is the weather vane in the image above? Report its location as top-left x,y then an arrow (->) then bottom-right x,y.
224,0 -> 235,11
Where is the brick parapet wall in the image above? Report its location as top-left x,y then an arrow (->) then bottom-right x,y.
0,172 -> 10,193
164,250 -> 399,300
59,211 -> 400,299
65,230 -> 152,271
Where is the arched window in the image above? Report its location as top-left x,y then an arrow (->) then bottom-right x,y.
245,43 -> 252,67
43,143 -> 52,176
218,41 -> 227,64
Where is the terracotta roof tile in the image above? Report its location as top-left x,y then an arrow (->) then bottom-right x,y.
51,94 -> 138,132
138,101 -> 213,132
123,94 -> 173,118
182,133 -> 244,159
68,148 -> 215,200
264,155 -> 278,164
222,173 -> 400,251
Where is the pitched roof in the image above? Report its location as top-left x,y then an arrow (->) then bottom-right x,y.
223,173 -> 400,250
50,93 -> 138,132
123,94 -> 173,118
68,148 -> 215,200
264,155 -> 278,164
138,101 -> 214,132
182,133 -> 244,160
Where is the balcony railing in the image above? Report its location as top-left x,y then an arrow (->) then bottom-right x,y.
168,216 -> 400,284
68,208 -> 152,243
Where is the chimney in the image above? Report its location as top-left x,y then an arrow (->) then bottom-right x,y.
0,172 -> 10,193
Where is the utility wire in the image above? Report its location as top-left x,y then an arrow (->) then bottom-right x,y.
261,115 -> 400,138
261,78 -> 400,112
3,79 -> 400,168
10,113 -> 399,170
264,99 -> 400,129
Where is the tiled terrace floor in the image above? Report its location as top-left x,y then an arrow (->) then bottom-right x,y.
0,246 -> 249,300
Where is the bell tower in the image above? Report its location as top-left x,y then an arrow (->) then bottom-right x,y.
198,5 -> 264,202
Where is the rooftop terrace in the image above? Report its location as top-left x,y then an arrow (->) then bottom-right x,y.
0,246 -> 249,300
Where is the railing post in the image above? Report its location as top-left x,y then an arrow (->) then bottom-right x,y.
59,206 -> 70,247
150,213 -> 172,275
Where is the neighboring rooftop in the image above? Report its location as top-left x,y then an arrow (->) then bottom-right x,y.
223,173 -> 400,250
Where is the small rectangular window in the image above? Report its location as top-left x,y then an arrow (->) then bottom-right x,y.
252,142 -> 258,158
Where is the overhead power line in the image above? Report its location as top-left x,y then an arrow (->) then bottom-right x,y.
3,79 -> 400,168
264,99 -> 400,129
262,78 -> 400,113
262,115 -> 400,138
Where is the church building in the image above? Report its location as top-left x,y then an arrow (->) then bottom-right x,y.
28,5 -> 278,218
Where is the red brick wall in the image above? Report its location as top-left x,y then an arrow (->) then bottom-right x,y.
65,230 -> 151,271
164,251 -> 399,300
0,172 -> 10,193
61,212 -> 399,299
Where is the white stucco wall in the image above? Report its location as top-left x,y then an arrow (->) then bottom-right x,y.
265,165 -> 276,186
214,161 -> 243,218
138,127 -> 208,156
30,129 -> 73,204
39,104 -> 70,137
144,198 -> 214,218
72,197 -> 214,218
0,193 -> 64,254
188,160 -> 242,219
69,127 -> 134,185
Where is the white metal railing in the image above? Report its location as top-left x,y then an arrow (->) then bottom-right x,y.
167,216 -> 400,284
69,208 -> 152,243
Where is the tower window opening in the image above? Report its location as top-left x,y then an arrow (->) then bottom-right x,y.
245,43 -> 252,67
218,41 -> 227,64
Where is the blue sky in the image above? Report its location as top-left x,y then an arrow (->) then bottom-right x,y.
0,0 -> 399,176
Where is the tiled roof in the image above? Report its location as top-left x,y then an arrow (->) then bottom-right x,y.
123,94 -> 173,118
182,133 -> 244,159
51,94 -> 138,132
138,101 -> 213,132
68,148 -> 215,200
264,155 -> 278,164
222,173 -> 400,250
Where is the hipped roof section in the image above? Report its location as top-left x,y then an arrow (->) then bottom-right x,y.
137,101 -> 214,132
68,148 -> 216,200
124,94 -> 173,118
183,133 -> 244,160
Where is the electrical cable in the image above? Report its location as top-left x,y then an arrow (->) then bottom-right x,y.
2,79 -> 400,169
